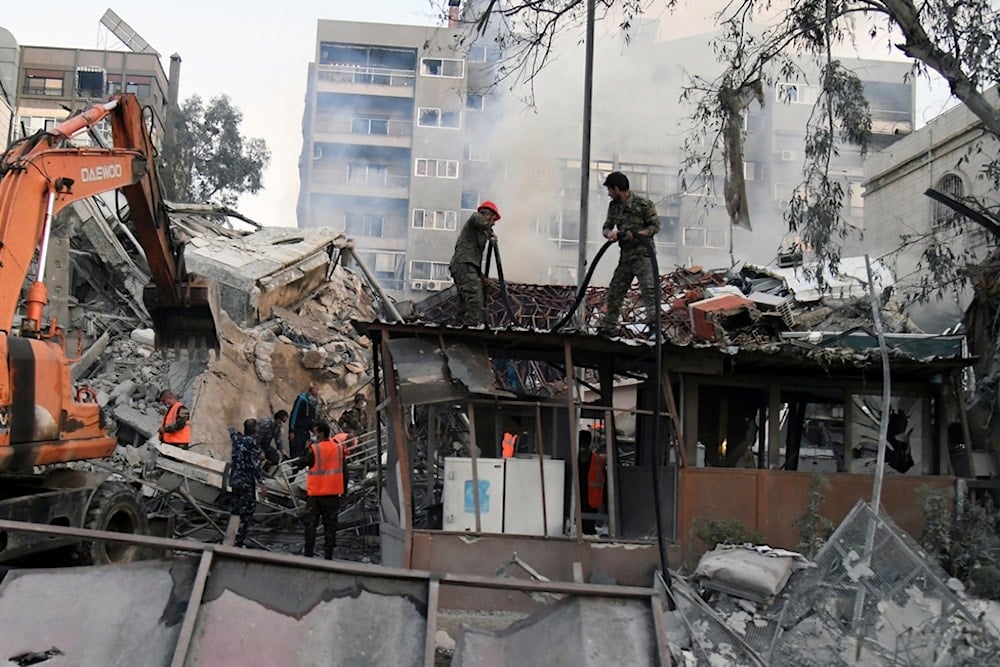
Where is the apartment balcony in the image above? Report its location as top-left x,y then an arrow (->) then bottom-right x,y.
313,115 -> 413,149
316,64 -> 415,98
307,162 -> 410,199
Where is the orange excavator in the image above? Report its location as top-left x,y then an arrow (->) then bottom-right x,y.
0,93 -> 219,563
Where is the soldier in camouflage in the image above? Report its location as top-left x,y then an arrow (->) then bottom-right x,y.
229,418 -> 263,547
600,172 -> 661,335
256,410 -> 289,465
338,394 -> 369,435
449,200 -> 501,326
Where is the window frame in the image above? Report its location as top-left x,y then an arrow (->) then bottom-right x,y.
414,158 -> 459,179
420,57 -> 465,78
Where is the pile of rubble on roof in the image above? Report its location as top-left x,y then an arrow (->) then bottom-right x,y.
413,256 -> 923,347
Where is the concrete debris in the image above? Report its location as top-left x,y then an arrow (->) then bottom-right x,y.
50,204 -> 384,555
693,545 -> 813,604
668,501 -> 1000,665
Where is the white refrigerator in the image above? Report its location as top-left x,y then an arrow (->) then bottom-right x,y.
503,456 -> 565,536
442,457 -> 505,533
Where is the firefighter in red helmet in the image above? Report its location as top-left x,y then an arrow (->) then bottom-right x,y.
449,200 -> 501,326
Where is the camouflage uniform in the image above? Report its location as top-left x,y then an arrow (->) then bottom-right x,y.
449,212 -> 495,326
601,193 -> 660,333
229,430 -> 263,547
256,416 -> 287,464
338,405 -> 368,435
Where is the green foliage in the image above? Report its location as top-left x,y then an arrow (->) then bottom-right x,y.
793,474 -> 835,558
921,488 -> 1000,600
159,95 -> 270,206
695,517 -> 765,548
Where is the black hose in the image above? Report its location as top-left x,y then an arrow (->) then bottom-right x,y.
549,231 -> 674,599
637,234 -> 674,606
486,238 -> 518,326
549,239 -> 617,333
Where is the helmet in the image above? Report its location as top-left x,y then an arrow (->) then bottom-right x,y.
477,200 -> 501,221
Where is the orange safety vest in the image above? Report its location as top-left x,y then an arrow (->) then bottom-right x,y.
161,401 -> 191,445
502,432 -> 517,458
587,453 -> 607,509
307,437 -> 346,497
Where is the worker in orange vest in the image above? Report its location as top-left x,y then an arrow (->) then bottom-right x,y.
158,389 -> 191,449
295,421 -> 352,559
578,430 -> 607,534
502,431 -> 518,458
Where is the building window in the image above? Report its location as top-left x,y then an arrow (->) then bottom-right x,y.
461,192 -> 480,210
347,163 -> 388,186
776,82 -> 820,105
683,227 -> 728,249
546,266 -> 577,285
76,69 -> 105,98
933,174 -> 965,227
466,93 -> 485,111
420,58 -> 464,78
464,144 -> 487,161
409,260 -> 452,280
15,116 -> 58,139
351,116 -> 389,135
355,251 -> 405,290
345,213 -> 384,237
23,70 -> 64,97
417,107 -> 461,128
415,158 -> 459,178
412,209 -> 458,230
536,209 -> 580,247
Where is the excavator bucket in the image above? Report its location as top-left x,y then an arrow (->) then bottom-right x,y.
143,279 -> 221,356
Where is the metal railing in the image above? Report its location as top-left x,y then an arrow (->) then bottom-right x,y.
317,64 -> 416,88
309,164 -> 410,190
314,115 -> 413,138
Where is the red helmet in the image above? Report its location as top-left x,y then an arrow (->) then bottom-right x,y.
477,200 -> 501,221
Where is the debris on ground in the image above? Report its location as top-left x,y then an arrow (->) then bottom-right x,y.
665,501 -> 1000,665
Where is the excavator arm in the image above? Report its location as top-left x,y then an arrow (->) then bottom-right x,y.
0,93 -> 219,350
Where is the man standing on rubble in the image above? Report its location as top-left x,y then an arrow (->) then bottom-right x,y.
158,389 -> 191,450
338,393 -> 369,435
256,409 -> 289,467
295,421 -> 353,559
599,172 -> 660,335
449,200 -> 501,326
289,384 -> 319,459
229,418 -> 263,548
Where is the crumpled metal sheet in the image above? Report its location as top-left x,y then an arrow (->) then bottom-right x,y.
387,338 -> 466,405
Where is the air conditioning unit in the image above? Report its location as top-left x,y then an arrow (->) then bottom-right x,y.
410,280 -> 426,291
780,149 -> 797,162
426,280 -> 443,291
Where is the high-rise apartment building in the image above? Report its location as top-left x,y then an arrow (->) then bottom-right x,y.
298,19 -> 500,294
298,17 -> 915,298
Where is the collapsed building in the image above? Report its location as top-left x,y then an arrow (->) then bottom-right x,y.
2,193 -> 998,662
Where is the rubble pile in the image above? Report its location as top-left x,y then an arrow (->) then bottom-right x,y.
665,502 -> 1000,665
413,257 -> 922,348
